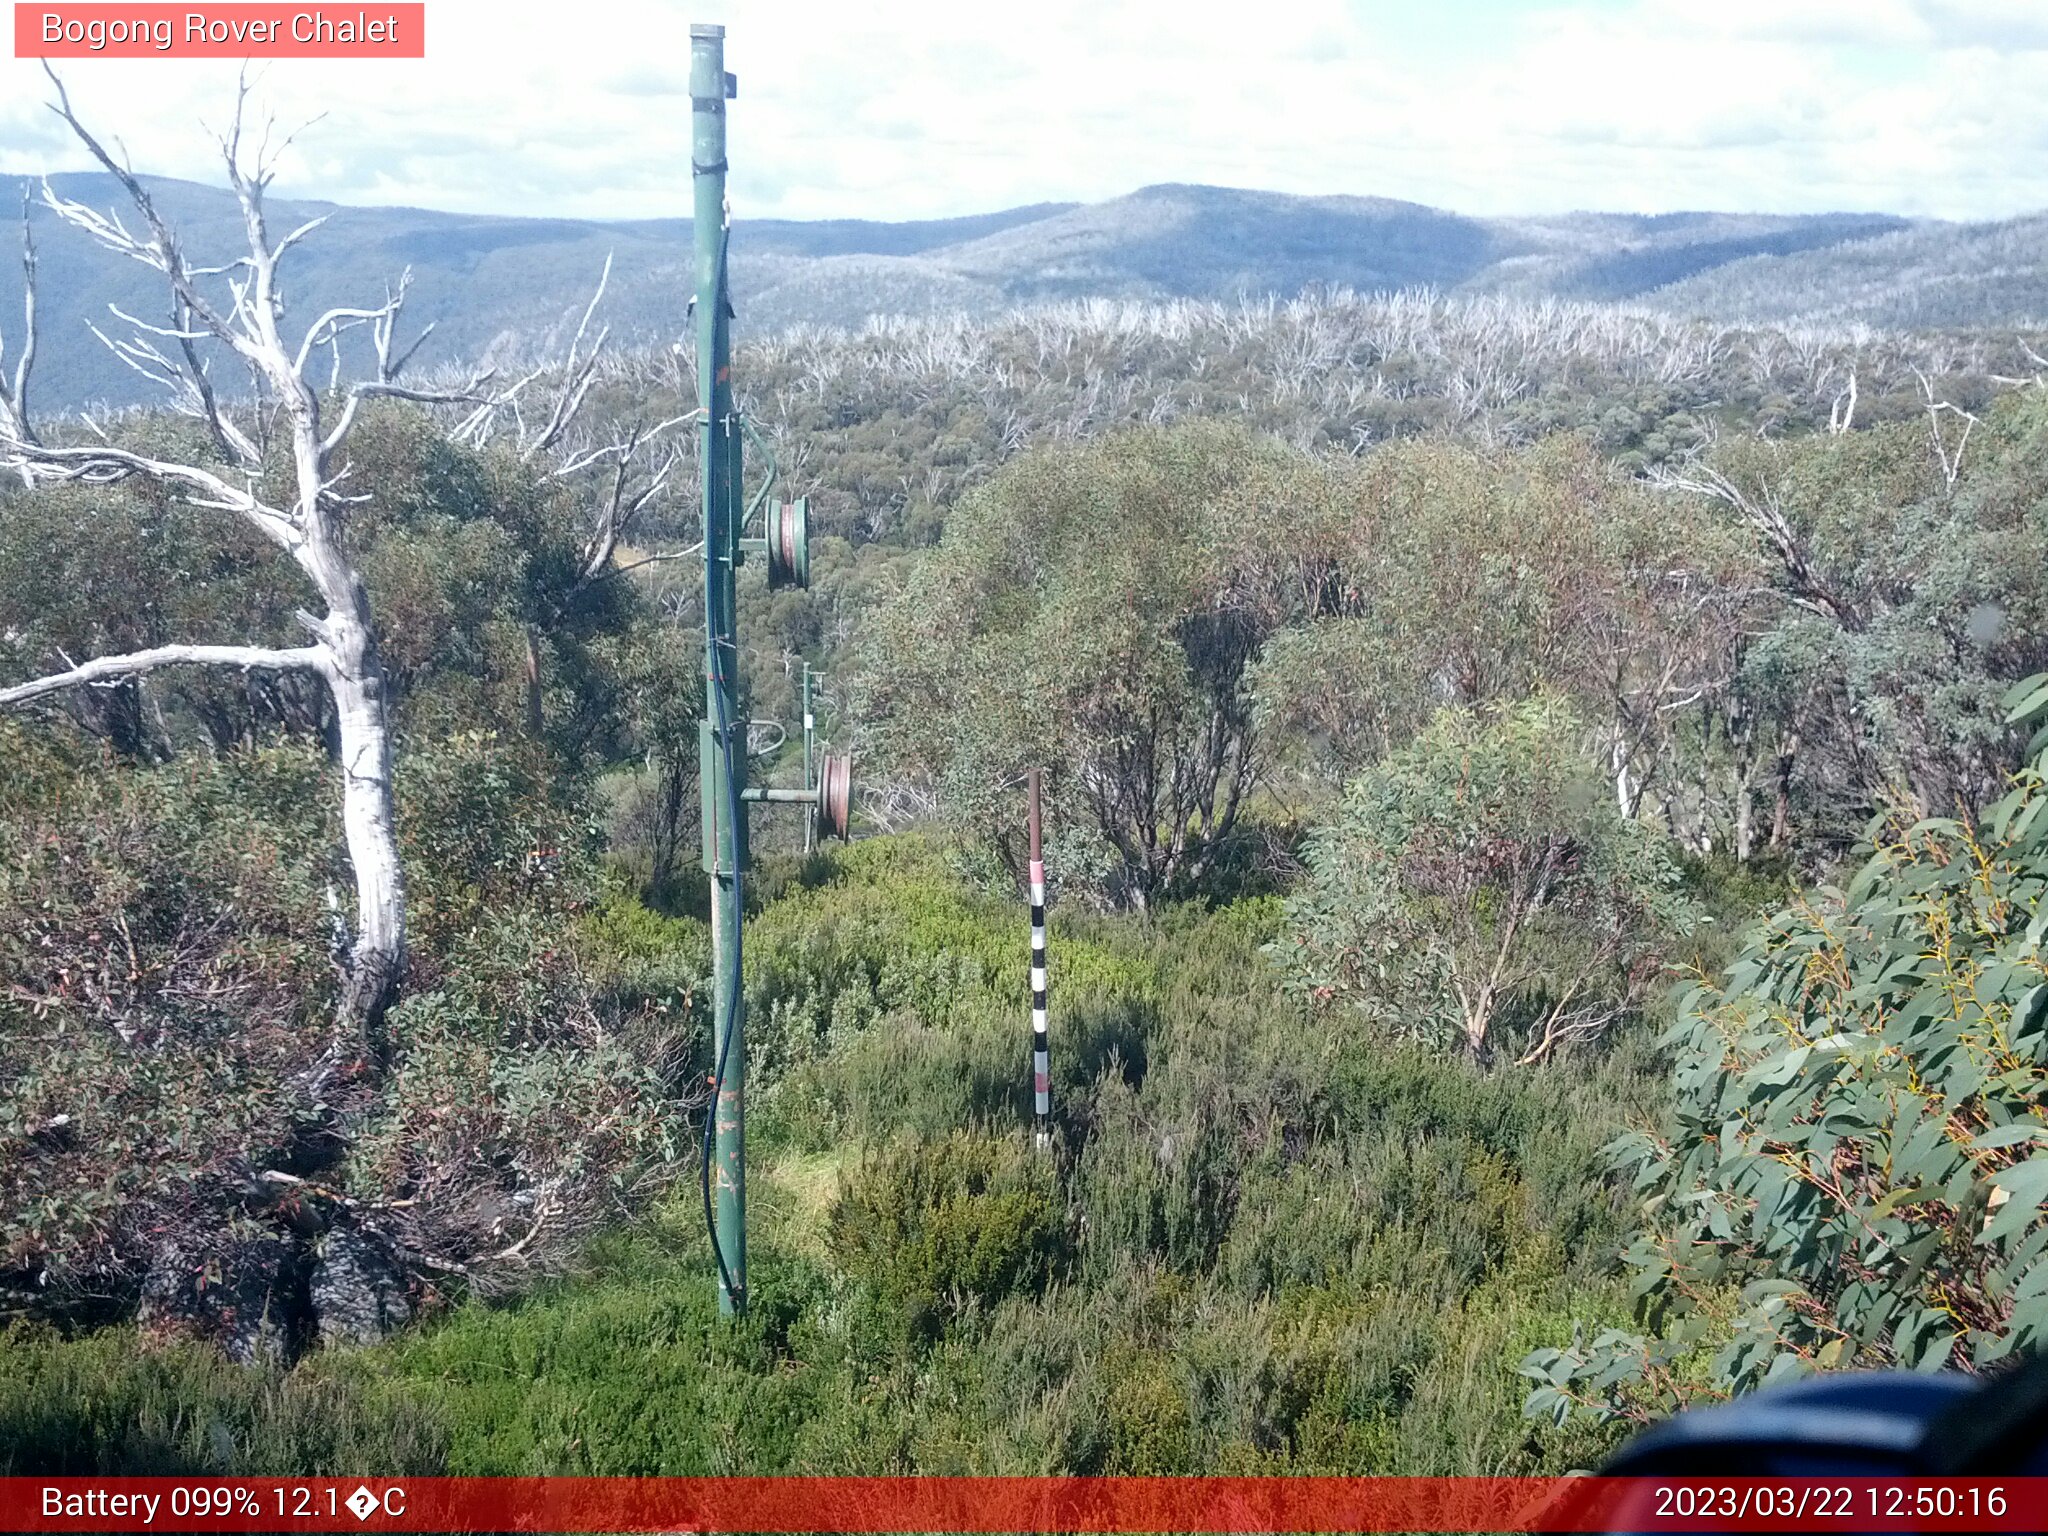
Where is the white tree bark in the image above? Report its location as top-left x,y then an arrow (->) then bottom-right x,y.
0,71 -> 476,1042
0,642 -> 325,707
0,187 -> 38,484
1649,457 -> 1865,634
0,71 -> 664,1039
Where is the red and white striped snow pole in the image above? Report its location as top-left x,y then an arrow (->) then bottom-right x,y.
1028,768 -> 1050,1145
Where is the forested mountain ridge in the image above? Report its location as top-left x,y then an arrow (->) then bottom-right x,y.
1648,211 -> 2048,329
3,173 -> 1072,409
920,186 -> 1910,309
2,171 -> 1995,409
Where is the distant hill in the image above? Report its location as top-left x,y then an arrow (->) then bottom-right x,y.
4,175 -> 1075,410
920,187 -> 1913,310
5,172 -> 2036,410
1645,213 -> 2048,329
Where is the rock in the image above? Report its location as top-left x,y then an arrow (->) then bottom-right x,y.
137,1231 -> 304,1365
310,1224 -> 412,1346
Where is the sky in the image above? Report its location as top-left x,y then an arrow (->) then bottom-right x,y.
2,0 -> 2046,224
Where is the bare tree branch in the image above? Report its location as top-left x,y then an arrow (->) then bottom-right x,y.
0,642 -> 326,708
610,542 -> 704,577
1915,367 -> 1978,491
40,66 -> 259,369
520,251 -> 613,460
273,211 -> 330,260
320,374 -> 498,458
5,439 -> 300,546
13,186 -> 33,432
310,269 -> 500,454
294,303 -> 391,378
569,423 -> 690,588
1649,458 -> 1864,633
173,293 -> 265,467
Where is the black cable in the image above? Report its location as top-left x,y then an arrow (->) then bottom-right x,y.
699,668 -> 744,1309
700,221 -> 744,1312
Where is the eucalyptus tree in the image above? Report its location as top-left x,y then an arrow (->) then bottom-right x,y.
1651,393 -> 2048,851
1527,677 -> 2048,1422
1275,697 -> 1694,1064
1251,436 -> 1753,840
858,422 -> 1340,908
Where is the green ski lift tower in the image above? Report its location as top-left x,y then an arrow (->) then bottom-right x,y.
691,22 -> 851,1316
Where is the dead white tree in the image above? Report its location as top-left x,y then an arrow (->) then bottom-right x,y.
0,72 -> 509,1042
1648,457 -> 1865,635
1827,369 -> 1857,435
434,266 -> 695,731
0,74 -> 699,1043
1914,367 -> 1978,491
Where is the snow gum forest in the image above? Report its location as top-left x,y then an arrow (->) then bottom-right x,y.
8,110 -> 2048,1476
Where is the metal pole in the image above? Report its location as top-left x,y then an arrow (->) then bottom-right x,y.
1028,769 -> 1050,1146
743,786 -> 822,804
692,20 -> 745,1316
802,664 -> 816,856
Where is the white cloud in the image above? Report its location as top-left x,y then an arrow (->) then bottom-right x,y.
0,0 -> 2042,220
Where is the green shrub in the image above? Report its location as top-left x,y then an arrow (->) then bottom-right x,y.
1527,680 -> 2048,1427
0,724 -> 703,1342
1104,1353 -> 1195,1472
829,1132 -> 1068,1334
0,1322 -> 448,1475
3,824 -> 1650,1477
396,729 -> 605,959
0,740 -> 335,1313
1275,697 -> 1696,1063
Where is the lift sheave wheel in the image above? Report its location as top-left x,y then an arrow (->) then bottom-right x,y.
767,497 -> 809,590
817,752 -> 852,841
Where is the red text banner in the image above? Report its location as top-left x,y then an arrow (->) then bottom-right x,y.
15,4 -> 425,57
5,1477 -> 2048,1532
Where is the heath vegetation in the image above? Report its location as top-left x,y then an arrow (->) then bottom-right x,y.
7,132 -> 2048,1472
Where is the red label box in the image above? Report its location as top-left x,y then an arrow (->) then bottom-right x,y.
15,4 -> 425,57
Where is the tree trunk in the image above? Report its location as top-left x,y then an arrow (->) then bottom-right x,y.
524,628 -> 544,738
1459,975 -> 1498,1059
1463,1014 -> 1490,1059
1769,730 -> 1801,852
323,595 -> 407,1051
1610,733 -> 1641,819
284,335 -> 406,1048
648,746 -> 690,905
1735,767 -> 1755,863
